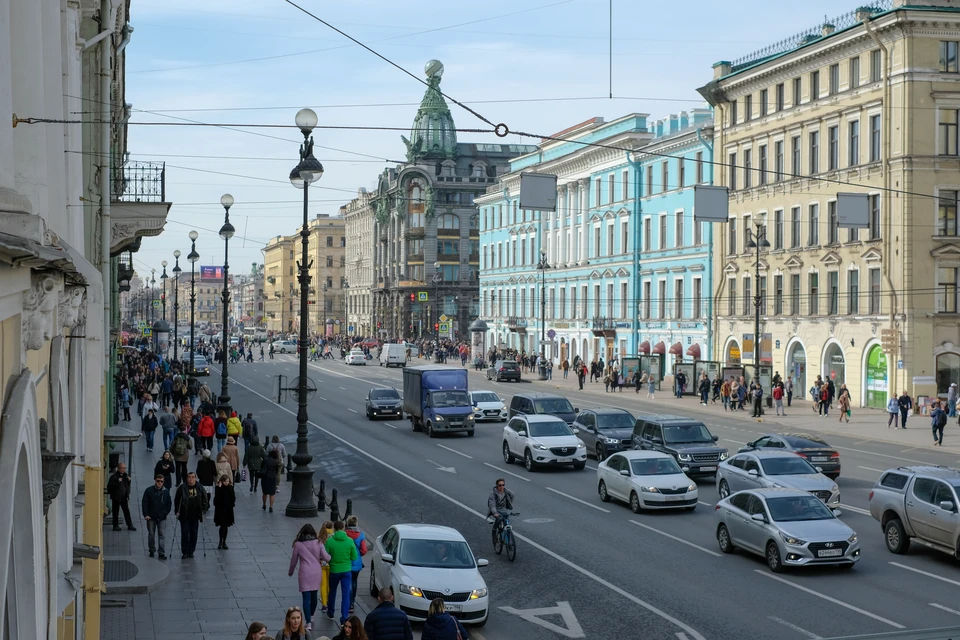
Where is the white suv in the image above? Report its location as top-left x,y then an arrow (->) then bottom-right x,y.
502,415 -> 586,472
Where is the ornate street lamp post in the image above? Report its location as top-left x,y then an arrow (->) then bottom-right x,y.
160,261 -> 168,322
150,269 -> 156,325
286,108 -> 323,518
746,211 -> 771,395
187,231 -> 200,378
218,194 -> 235,417
537,250 -> 550,380
172,250 -> 182,364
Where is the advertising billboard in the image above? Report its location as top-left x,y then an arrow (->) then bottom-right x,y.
200,266 -> 224,280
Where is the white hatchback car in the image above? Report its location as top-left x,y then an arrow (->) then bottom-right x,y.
470,390 -> 507,422
346,349 -> 367,365
502,414 -> 587,471
597,450 -> 698,512
369,524 -> 489,625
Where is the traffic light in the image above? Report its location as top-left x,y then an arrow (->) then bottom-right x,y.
434,323 -> 439,332
410,293 -> 415,302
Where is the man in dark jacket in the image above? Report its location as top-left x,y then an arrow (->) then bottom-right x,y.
364,587 -> 413,640
241,413 -> 258,449
174,472 -> 208,559
141,474 -> 172,559
107,463 -> 136,531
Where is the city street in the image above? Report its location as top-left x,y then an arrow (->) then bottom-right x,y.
209,354 -> 960,640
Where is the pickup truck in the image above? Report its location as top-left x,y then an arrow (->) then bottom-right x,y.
868,465 -> 960,559
402,365 -> 475,438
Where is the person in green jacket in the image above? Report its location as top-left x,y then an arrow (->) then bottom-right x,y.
324,520 -> 359,625
242,436 -> 266,493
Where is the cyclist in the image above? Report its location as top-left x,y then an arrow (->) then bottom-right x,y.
487,478 -> 515,534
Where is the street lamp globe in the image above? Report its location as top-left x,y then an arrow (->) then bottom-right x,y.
289,164 -> 305,190
173,250 -> 181,258
299,156 -> 324,184
189,230 -> 198,241
295,108 -> 318,133
161,260 -> 167,268
220,193 -> 234,209
434,261 -> 441,269
219,221 -> 235,240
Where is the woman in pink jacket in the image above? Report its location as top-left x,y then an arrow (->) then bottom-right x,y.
288,523 -> 331,632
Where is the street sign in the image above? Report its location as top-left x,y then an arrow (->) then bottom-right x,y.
348,325 -> 354,332
439,314 -> 449,323
152,300 -> 161,308
138,321 -> 147,329
142,328 -> 152,337
897,359 -> 904,370
547,329 -> 556,339
439,323 -> 449,333
880,328 -> 898,354
418,292 -> 428,302
334,319 -> 341,325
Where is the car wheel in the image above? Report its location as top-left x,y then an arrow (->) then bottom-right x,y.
573,461 -> 586,470
630,491 -> 641,514
598,480 -> 610,502
501,417 -> 507,423
717,524 -> 735,553
766,542 -> 784,573
467,429 -> 475,437
427,422 -> 435,438
595,444 -> 606,460
884,518 -> 910,554
368,565 -> 378,597
398,412 -> 403,420
524,449 -> 536,472
502,442 -> 515,464
718,480 -> 731,499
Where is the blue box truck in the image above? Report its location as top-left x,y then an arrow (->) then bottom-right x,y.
403,365 -> 475,437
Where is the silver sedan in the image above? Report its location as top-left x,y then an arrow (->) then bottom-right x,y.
715,488 -> 860,572
716,451 -> 839,507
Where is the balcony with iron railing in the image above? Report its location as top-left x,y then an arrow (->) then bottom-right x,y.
591,316 -> 617,336
110,161 -> 172,256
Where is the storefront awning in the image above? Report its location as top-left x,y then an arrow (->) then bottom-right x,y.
652,341 -> 666,355
669,342 -> 683,356
638,340 -> 650,354
686,343 -> 701,359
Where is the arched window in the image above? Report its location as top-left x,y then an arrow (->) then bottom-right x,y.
438,214 -> 460,230
409,183 -> 424,213
937,352 -> 960,394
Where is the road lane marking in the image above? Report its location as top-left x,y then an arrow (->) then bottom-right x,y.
838,503 -> 871,516
721,438 -> 746,445
339,386 -> 347,390
483,462 -> 531,482
890,562 -> 960,587
857,466 -> 885,473
437,444 -> 472,459
930,603 -> 960,616
224,375 -> 708,640
320,397 -> 327,402
629,520 -> 722,557
754,571 -> 904,628
348,408 -> 357,413
698,500 -> 712,507
499,601 -> 584,638
383,423 -> 398,430
545,487 -> 610,513
831,445 -> 933,466
585,464 -> 597,471
768,616 -> 822,639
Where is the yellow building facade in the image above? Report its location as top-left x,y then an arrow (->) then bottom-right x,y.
263,234 -> 298,334
700,0 -> 960,408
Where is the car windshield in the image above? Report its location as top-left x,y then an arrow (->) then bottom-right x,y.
370,390 -> 399,400
662,423 -> 714,444
431,390 -> 469,407
766,495 -> 835,522
398,539 -> 475,569
630,457 -> 683,475
193,357 -> 207,364
528,420 -> 573,438
760,456 -> 818,476
783,435 -> 828,449
534,398 -> 575,414
472,392 -> 500,403
597,412 -> 635,430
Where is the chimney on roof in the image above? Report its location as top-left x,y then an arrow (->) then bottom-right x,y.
712,60 -> 732,79
668,114 -> 679,134
656,120 -> 664,137
822,23 -> 836,36
855,6 -> 875,21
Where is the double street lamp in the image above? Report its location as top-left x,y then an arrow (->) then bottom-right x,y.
187,231 -> 200,378
286,108 -> 323,518
537,250 -> 550,380
218,193 -> 235,417
172,250 -> 182,363
746,211 -> 771,390
160,261 -> 168,321
150,269 -> 156,325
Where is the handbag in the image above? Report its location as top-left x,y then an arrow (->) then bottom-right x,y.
240,468 -> 247,482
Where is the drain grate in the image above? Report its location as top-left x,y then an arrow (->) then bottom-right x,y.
104,559 -> 138,582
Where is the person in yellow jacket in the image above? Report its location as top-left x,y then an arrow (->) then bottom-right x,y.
318,520 -> 334,613
226,411 -> 243,441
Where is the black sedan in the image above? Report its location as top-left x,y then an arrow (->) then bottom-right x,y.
365,388 -> 403,420
574,408 -> 636,460
486,359 -> 521,382
739,433 -> 841,479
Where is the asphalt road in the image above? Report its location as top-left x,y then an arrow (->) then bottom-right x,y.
211,355 -> 960,640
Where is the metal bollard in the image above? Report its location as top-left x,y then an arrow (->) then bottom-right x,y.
316,478 -> 326,512
329,488 -> 340,522
344,498 -> 353,520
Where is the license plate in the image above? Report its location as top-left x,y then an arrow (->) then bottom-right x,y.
446,604 -> 463,611
664,495 -> 685,502
811,457 -> 829,462
699,466 -> 717,472
817,549 -> 843,557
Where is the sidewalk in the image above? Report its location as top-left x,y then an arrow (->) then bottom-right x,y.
101,419 -> 381,640
452,360 -> 960,455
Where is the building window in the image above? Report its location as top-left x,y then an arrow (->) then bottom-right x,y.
674,280 -> 684,319
608,174 -> 614,204
607,223 -> 614,254
745,94 -> 753,121
828,125 -> 839,170
941,41 -> 959,73
758,145 -> 767,185
791,135 -> 801,178
675,211 -> 684,248
595,177 -> 602,207
581,285 -> 588,318
643,217 -> 651,251
827,200 -> 839,245
938,353 -> 960,394
792,77 -> 802,107
678,157 -> 685,189
869,268 -> 881,314
727,278 -> 737,316
622,169 -> 629,201
743,276 -> 752,316
775,140 -> 784,181
661,161 -> 669,193
808,272 -> 819,315
790,273 -> 800,315
693,278 -> 702,318
760,89 -> 768,116
326,236 -> 334,247
869,114 -> 881,162
731,100 -> 738,125
790,206 -> 801,249
870,49 -> 882,82
621,282 -> 628,318
743,149 -> 752,189
642,281 -> 650,319
728,217 -> 738,254
438,213 -> 460,229
809,130 -> 820,174
774,274 -> 783,315
939,108 -> 959,156
594,227 -> 602,257
848,120 -> 860,166
659,215 -> 667,250
828,271 -> 839,315
646,166 -> 653,194
658,280 -> 666,319
939,267 -> 960,313
847,224 -> 858,243
848,270 -> 859,314
808,203 -> 819,246
774,209 -> 784,250
850,56 -> 860,89
810,70 -> 820,101
775,83 -> 785,112
867,194 -> 881,241
829,64 -> 839,95
694,219 -> 702,245
559,287 -> 566,319
696,151 -> 704,183
939,190 -> 959,236
621,220 -> 628,254
743,214 -> 752,250
728,152 -> 737,190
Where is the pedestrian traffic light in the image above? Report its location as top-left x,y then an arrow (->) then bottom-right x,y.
410,293 -> 415,302
434,323 -> 439,331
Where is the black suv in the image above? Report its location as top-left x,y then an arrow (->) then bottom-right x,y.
630,415 -> 727,477
487,359 -> 521,382
509,392 -> 579,426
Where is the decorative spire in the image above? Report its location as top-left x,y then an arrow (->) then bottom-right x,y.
402,60 -> 458,163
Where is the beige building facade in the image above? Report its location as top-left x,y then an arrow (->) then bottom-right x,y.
263,234 -> 298,334
307,214 -> 346,335
343,189 -> 375,337
700,0 -> 960,408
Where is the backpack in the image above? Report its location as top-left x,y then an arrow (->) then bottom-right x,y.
936,410 -> 948,429
216,420 -> 227,437
171,435 -> 188,457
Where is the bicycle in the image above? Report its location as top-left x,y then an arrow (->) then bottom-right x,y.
488,511 -> 519,561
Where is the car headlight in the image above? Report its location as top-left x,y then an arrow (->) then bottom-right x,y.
604,437 -> 620,444
677,453 -> 692,462
719,451 -> 728,461
779,532 -> 807,546
473,407 -> 479,412
470,588 -> 487,599
847,533 -> 858,544
434,415 -> 446,422
687,483 -> 697,492
640,486 -> 660,493
534,443 -> 549,450
831,484 -> 839,493
576,439 -> 585,448
467,415 -> 475,422
399,584 -> 423,597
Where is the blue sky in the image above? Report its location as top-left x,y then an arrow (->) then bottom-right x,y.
127,0 -> 853,275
